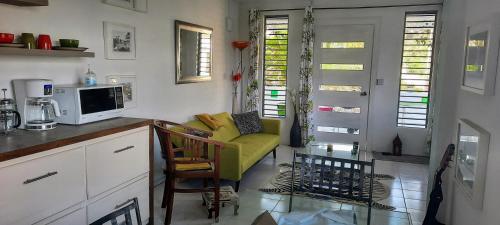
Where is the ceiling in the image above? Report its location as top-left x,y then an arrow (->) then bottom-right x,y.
234,0 -> 443,8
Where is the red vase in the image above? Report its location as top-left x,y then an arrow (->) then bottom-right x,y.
37,34 -> 52,50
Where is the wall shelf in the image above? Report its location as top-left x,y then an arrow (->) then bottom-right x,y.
0,48 -> 95,58
0,0 -> 48,6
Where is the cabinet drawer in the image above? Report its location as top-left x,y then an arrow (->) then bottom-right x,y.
0,148 -> 86,225
35,207 -> 86,225
87,177 -> 149,224
86,129 -> 149,197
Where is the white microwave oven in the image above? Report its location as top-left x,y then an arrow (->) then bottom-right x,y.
53,84 -> 125,125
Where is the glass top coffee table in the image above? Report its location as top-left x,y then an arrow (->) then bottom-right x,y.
294,142 -> 365,161
289,142 -> 375,223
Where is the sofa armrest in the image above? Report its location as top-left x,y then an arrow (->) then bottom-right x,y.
261,118 -> 281,136
219,142 -> 243,181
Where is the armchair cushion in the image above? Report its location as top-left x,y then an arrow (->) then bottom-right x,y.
174,157 -> 213,171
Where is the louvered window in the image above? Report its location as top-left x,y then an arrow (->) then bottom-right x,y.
198,33 -> 211,76
263,16 -> 289,118
397,12 -> 437,128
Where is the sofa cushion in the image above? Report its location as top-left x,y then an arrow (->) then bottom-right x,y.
196,113 -> 224,130
210,112 -> 241,142
230,133 -> 280,172
232,111 -> 263,135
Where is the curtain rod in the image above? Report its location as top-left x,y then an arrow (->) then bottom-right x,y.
260,3 -> 442,12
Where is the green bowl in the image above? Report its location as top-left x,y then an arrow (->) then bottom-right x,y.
70,39 -> 79,48
60,39 -> 79,48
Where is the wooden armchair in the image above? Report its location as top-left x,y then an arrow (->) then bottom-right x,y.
154,120 -> 224,225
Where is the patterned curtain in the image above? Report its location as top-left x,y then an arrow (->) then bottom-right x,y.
246,9 -> 262,112
298,6 -> 315,145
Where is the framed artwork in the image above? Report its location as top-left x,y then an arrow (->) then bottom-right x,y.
102,0 -> 147,12
107,74 -> 138,108
461,17 -> 500,95
104,22 -> 136,60
455,119 -> 490,209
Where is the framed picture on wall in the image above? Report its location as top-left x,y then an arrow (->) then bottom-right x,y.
107,74 -> 138,109
455,119 -> 490,209
461,17 -> 500,95
102,0 -> 147,12
104,22 -> 136,60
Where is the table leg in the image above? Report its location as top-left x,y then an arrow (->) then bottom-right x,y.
289,150 -> 296,213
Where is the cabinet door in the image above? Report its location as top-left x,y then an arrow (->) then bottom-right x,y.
86,129 -> 149,197
34,207 -> 86,225
87,177 -> 149,224
0,147 -> 86,225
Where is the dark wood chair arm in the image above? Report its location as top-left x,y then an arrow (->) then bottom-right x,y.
154,120 -> 213,138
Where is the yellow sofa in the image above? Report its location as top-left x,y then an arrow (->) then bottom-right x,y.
178,112 -> 281,190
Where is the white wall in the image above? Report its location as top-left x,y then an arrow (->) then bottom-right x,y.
238,1 -> 441,156
427,0 -> 464,221
430,0 -> 500,224
0,0 -> 239,183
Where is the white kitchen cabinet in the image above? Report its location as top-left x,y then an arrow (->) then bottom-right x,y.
0,147 -> 86,225
86,128 -> 149,198
34,207 -> 87,225
0,124 -> 151,225
87,177 -> 149,224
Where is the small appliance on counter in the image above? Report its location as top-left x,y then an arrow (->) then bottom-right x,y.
13,79 -> 61,131
53,84 -> 124,125
0,88 -> 21,134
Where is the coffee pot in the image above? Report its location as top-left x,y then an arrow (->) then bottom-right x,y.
0,89 -> 21,134
13,79 -> 61,131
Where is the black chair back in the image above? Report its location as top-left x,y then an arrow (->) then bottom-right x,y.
90,198 -> 142,225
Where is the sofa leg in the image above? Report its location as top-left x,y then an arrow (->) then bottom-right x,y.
273,148 -> 277,159
235,181 -> 240,192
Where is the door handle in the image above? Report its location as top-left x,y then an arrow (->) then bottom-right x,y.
360,91 -> 367,96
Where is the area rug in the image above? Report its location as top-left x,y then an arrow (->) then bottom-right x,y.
372,151 -> 429,165
259,163 -> 396,211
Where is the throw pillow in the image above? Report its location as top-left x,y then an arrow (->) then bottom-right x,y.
232,111 -> 263,135
196,113 -> 224,130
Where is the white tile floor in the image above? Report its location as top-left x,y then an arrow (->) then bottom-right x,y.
153,145 -> 429,225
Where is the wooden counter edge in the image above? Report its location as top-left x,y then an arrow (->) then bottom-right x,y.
0,119 -> 154,162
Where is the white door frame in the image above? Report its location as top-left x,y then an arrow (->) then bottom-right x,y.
313,15 -> 383,151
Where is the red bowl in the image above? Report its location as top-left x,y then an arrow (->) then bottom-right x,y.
0,33 -> 14,44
